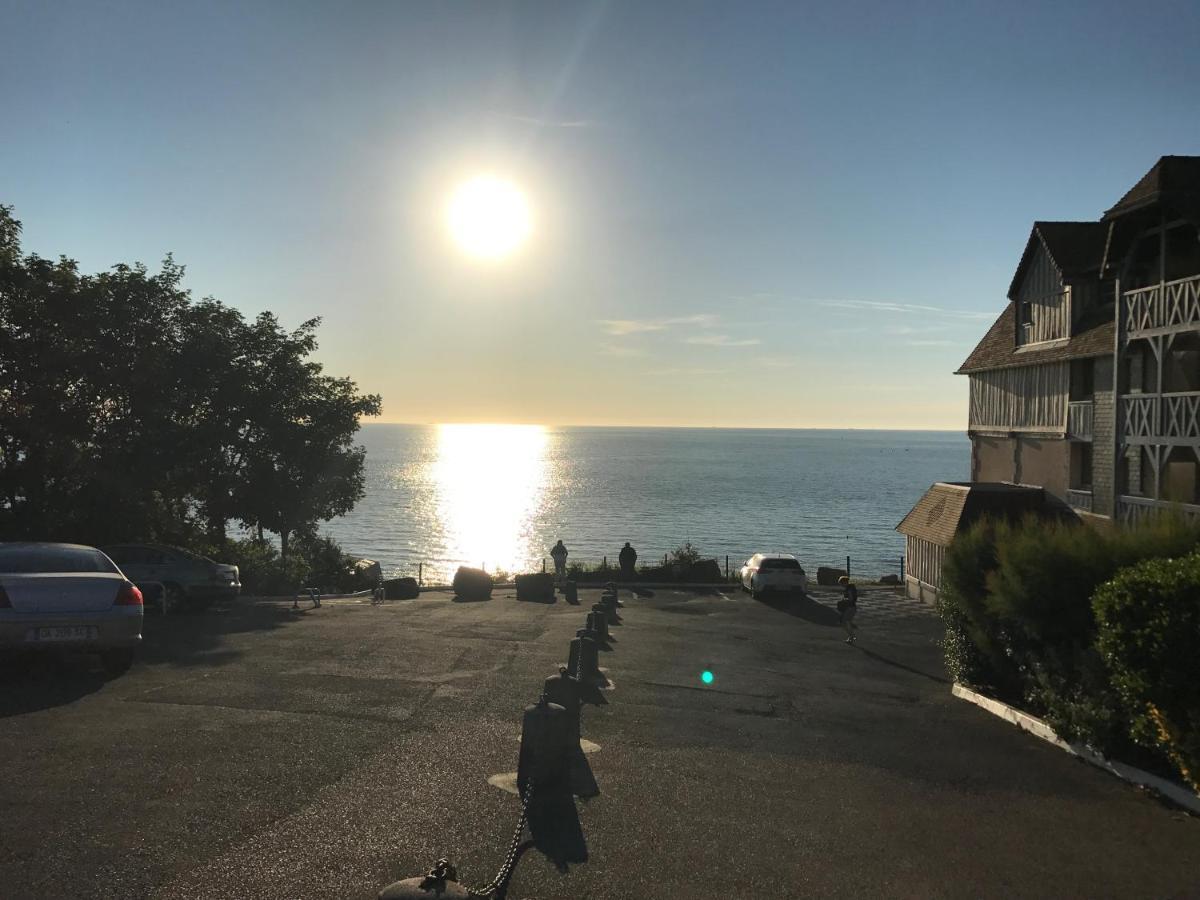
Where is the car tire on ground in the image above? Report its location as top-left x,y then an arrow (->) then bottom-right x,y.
163,583 -> 186,613
101,648 -> 134,677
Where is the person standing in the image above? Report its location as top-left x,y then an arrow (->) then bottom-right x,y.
550,539 -> 569,582
618,541 -> 638,579
837,575 -> 858,644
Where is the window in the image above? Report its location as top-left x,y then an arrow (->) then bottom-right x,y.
1071,443 -> 1093,491
0,546 -> 119,574
760,557 -> 801,570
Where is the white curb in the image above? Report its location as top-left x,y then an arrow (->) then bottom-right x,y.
952,683 -> 1200,816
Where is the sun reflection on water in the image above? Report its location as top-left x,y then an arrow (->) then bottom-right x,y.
431,424 -> 550,578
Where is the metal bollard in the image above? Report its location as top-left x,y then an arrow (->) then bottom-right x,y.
588,607 -> 610,640
517,695 -> 571,795
378,859 -> 471,899
563,580 -> 578,604
596,600 -> 619,627
543,669 -> 582,750
567,634 -> 600,683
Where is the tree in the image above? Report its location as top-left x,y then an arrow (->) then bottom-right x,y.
0,203 -> 382,549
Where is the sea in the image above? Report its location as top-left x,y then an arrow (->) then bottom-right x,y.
312,424 -> 968,584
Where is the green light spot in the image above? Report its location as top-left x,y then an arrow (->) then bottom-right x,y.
701,670 -> 714,685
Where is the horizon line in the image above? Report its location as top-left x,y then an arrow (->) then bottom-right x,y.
365,421 -> 965,432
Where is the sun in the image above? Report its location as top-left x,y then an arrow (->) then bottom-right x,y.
445,175 -> 532,261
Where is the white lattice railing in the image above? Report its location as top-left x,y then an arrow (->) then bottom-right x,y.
1163,391 -> 1200,439
1122,394 -> 1158,438
1124,274 -> 1200,337
1119,495 -> 1200,526
1122,391 -> 1200,439
1067,400 -> 1094,440
1067,489 -> 1093,513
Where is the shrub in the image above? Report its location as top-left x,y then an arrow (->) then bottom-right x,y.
668,542 -> 702,568
938,513 -> 1200,755
1094,551 -> 1200,792
452,566 -> 492,600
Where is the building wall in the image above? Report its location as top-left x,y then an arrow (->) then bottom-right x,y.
1016,436 -> 1070,498
1092,355 -> 1115,517
1017,242 -> 1069,345
969,363 -> 1069,432
974,436 -> 1016,482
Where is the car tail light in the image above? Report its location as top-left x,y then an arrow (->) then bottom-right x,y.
0,585 -> 10,609
114,581 -> 144,607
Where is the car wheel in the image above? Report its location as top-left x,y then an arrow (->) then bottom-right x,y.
101,648 -> 134,677
163,582 -> 186,613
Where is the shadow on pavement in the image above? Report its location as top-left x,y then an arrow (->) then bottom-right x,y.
756,592 -> 842,627
855,645 -> 950,685
138,600 -> 301,669
0,654 -> 108,718
527,788 -> 588,873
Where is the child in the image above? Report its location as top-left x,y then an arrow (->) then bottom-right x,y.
837,575 -> 858,644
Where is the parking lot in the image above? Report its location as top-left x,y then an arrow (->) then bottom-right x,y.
1,586 -> 1197,899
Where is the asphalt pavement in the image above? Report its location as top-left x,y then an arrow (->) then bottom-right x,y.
0,585 -> 1197,899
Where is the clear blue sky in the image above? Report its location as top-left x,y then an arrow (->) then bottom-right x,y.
3,0 -> 1198,428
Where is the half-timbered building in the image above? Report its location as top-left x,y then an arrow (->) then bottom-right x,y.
898,155 -> 1200,601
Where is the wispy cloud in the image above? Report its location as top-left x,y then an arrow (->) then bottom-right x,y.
757,356 -> 797,369
683,334 -> 761,347
495,113 -> 596,129
599,314 -> 719,336
818,299 -> 994,321
597,343 -> 646,357
647,367 -> 730,377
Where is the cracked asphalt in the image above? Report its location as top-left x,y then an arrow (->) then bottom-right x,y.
1,586 -> 1197,899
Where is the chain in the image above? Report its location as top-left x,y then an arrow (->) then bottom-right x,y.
461,777 -> 534,898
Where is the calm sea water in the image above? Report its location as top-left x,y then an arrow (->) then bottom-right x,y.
318,425 -> 968,583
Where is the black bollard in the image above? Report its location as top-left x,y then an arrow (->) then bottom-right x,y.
543,669 -> 582,750
588,608 -> 609,640
517,696 -> 571,796
567,634 -> 601,683
378,859 -> 471,899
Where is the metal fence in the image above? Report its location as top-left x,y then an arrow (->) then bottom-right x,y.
382,552 -> 906,587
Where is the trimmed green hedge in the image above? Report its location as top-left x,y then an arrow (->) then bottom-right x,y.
939,513 -> 1200,774
1094,551 -> 1200,792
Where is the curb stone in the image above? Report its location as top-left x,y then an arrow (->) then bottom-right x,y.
952,683 -> 1200,816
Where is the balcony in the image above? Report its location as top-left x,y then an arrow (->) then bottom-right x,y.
1121,391 -> 1200,443
1123,273 -> 1200,339
1067,489 -> 1093,513
1118,495 -> 1200,526
1067,400 -> 1094,440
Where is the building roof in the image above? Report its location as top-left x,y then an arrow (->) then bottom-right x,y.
1006,221 -> 1109,300
955,302 -> 1114,374
895,482 -> 1045,547
1103,155 -> 1200,221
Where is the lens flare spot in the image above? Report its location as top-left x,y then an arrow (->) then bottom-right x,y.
701,670 -> 714,685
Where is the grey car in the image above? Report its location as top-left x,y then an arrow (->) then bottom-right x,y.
0,542 -> 144,675
102,544 -> 241,610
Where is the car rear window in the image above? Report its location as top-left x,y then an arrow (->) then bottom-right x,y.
760,558 -> 801,570
0,546 -> 119,574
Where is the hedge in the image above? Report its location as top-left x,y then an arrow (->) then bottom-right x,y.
1094,551 -> 1200,792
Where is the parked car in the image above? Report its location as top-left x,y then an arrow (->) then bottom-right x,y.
0,542 -> 143,675
739,553 -> 809,598
101,544 -> 240,610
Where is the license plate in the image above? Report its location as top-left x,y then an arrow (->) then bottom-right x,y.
32,626 -> 97,642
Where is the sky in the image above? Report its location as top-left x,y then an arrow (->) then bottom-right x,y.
2,0 -> 1199,429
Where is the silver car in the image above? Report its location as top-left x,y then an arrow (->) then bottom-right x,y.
0,542 -> 144,675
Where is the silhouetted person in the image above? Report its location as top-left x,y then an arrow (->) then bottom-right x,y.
550,540 -> 569,582
837,575 -> 858,644
618,542 -> 637,579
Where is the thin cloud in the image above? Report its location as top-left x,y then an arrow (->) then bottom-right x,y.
599,313 -> 719,336
648,367 -> 730,377
819,298 -> 994,321
496,114 -> 596,129
598,343 -> 647,357
684,334 -> 761,347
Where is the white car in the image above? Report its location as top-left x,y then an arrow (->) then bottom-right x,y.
739,553 -> 808,598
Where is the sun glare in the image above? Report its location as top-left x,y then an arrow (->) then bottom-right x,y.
446,175 -> 532,261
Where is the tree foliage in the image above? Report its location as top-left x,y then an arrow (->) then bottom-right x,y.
0,204 -> 381,550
